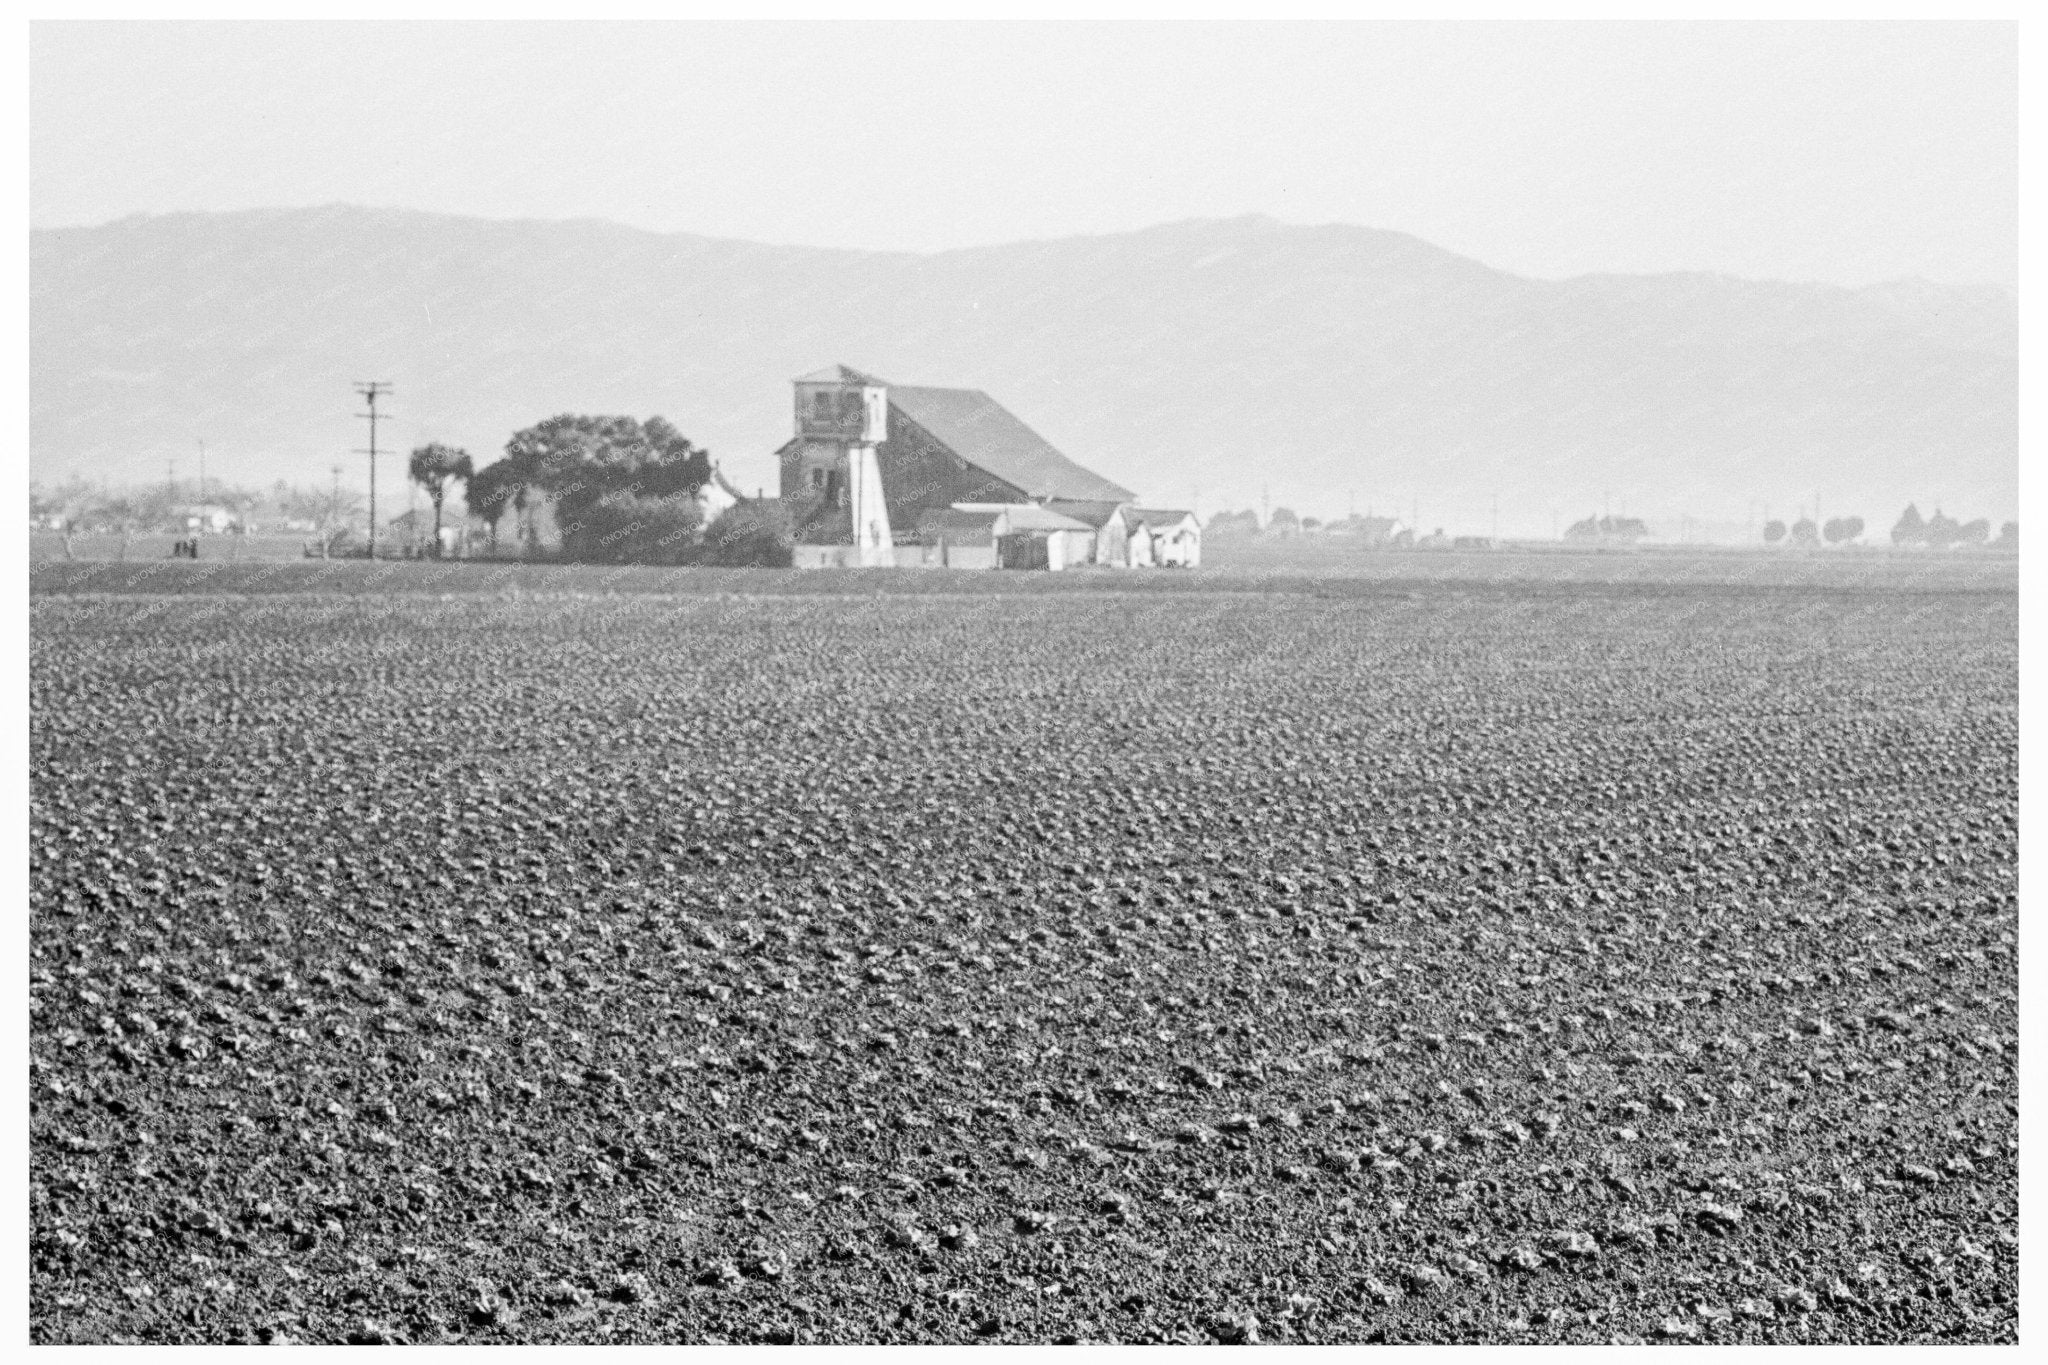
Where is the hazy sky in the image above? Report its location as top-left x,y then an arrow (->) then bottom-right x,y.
32,21 -> 2016,288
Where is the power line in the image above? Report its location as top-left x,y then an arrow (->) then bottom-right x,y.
354,382 -> 392,559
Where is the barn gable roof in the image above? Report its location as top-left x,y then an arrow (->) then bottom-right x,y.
886,385 -> 1134,505
1129,507 -> 1198,530
795,364 -> 887,386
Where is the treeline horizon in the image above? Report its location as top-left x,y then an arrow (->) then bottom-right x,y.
1203,502 -> 2016,550
32,464 -> 2016,556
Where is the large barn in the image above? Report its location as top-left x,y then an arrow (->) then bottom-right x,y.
775,366 -> 1193,570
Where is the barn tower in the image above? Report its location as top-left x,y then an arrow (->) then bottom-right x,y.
785,366 -> 893,565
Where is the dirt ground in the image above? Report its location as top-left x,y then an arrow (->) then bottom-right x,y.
29,569 -> 2016,1343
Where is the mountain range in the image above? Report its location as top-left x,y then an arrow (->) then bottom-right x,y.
30,206 -> 2016,537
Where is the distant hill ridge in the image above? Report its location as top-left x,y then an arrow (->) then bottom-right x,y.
30,206 -> 2016,532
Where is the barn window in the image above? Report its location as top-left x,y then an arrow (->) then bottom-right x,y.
810,468 -> 826,489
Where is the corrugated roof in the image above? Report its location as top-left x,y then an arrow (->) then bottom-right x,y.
1128,508 -> 1198,530
887,385 -> 1133,504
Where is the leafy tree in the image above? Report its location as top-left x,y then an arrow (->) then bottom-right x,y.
1891,503 -> 1926,546
30,476 -> 98,527
1994,521 -> 2017,551
1822,515 -> 1864,544
558,491 -> 703,564
1762,519 -> 1787,544
703,499 -> 796,567
266,479 -> 364,535
469,414 -> 714,561
1957,517 -> 1990,546
210,484 -> 262,532
1268,506 -> 1302,536
407,444 -> 474,556
1790,517 -> 1819,545
463,462 -> 518,551
1205,509 -> 1261,536
1924,508 -> 1961,548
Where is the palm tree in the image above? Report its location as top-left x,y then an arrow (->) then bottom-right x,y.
461,460 -> 518,554
408,444 -> 475,558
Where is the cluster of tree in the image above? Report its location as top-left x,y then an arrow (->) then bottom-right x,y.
28,476 -> 360,536
1760,507 -> 2014,550
698,499 -> 797,568
1204,507 -> 1318,536
1890,504 -> 2013,550
447,414 -> 789,566
1762,518 -> 1826,545
458,414 -> 712,560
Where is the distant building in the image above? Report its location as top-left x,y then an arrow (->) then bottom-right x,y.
1045,499 -> 1133,567
1325,514 -> 1405,547
1564,514 -> 1649,545
1204,509 -> 1261,537
387,507 -> 467,557
175,504 -> 238,534
1127,509 -> 1202,567
775,365 -> 1152,571
906,502 -> 1098,570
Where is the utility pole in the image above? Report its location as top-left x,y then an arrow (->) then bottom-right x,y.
355,382 -> 392,560
197,440 -> 206,519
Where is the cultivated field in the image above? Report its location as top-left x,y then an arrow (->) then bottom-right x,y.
28,563 -> 2017,1343
28,543 -> 2017,599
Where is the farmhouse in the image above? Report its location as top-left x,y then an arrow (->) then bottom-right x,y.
776,365 -> 1186,570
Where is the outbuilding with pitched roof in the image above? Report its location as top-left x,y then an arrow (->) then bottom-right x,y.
1126,508 -> 1202,568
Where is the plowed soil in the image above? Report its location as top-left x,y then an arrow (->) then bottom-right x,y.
29,573 -> 2017,1343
